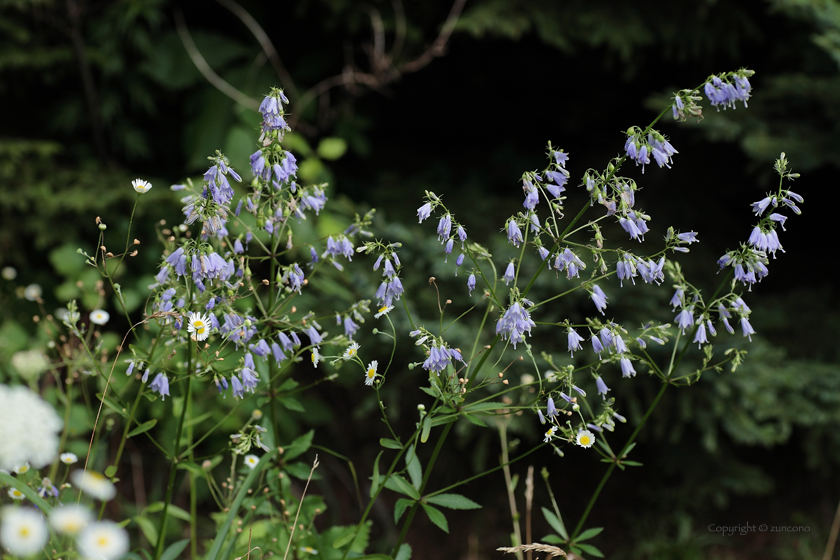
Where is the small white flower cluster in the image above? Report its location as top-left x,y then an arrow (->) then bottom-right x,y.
0,385 -> 62,472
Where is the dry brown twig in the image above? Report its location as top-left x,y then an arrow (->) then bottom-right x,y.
177,0 -> 468,135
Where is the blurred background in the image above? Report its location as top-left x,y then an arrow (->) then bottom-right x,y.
1,0 -> 839,558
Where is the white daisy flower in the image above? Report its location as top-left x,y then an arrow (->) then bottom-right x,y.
365,360 -> 378,386
1,266 -> 16,280
7,488 -> 25,500
343,342 -> 360,360
49,504 -> 92,535
243,455 -> 260,469
374,305 -> 394,318
187,311 -> 211,341
77,520 -> 128,560
0,507 -> 48,557
70,470 -> 116,501
544,426 -> 557,443
310,348 -> 321,368
0,385 -> 62,472
131,178 -> 152,193
89,310 -> 110,325
60,452 -> 79,465
14,462 -> 30,474
300,546 -> 319,554
576,429 -> 595,449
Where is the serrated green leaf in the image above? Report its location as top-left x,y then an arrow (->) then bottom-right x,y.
134,516 -> 158,545
420,416 -> 431,443
429,416 -> 457,427
127,419 -> 157,438
424,493 -> 481,510
395,543 -> 412,560
160,539 -> 190,560
462,401 -> 508,412
176,460 -> 207,480
576,527 -> 604,541
371,451 -> 383,498
420,503 -> 449,533
283,429 -> 313,461
393,498 -> 415,524
278,396 -> 305,412
96,392 -> 128,418
333,530 -> 356,549
384,474 -> 420,499
575,543 -> 604,557
465,414 -> 488,427
406,445 -> 422,490
541,534 -> 564,544
541,507 -> 568,540
380,438 -> 402,450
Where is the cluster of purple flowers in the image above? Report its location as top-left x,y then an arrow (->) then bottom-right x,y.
421,342 -> 465,374
280,264 -> 305,294
496,300 -> 536,348
259,88 -> 291,137
298,186 -> 328,217
220,312 -> 258,346
618,211 -> 649,242
324,235 -> 355,260
203,158 -> 241,206
623,129 -> 678,172
590,285 -> 608,315
250,149 -> 298,186
703,73 -> 752,110
613,253 -> 666,286
553,248 -> 586,279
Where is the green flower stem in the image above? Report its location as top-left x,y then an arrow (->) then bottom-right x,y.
110,381 -> 145,472
425,441 -> 546,498
338,439 -> 415,560
571,381 -> 668,539
268,230 -> 281,454
50,378 -> 74,481
187,378 -> 198,559
153,341 -> 193,560
391,422 -> 454,556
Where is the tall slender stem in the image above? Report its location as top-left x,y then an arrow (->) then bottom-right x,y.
153,342 -> 193,560
571,382 -> 668,537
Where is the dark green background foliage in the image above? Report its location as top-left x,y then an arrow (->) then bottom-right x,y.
1,0 -> 839,558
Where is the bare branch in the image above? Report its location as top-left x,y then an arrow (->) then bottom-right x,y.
216,0 -> 299,102
390,0 -> 406,61
400,0 -> 467,73
174,10 -> 260,111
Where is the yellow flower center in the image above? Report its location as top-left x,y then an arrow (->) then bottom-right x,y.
311,352 -> 317,363
367,369 -> 375,378
378,306 -> 388,313
19,527 -> 29,537
98,536 -> 109,546
348,348 -> 356,356
580,435 -> 591,446
194,321 -> 205,333
12,490 -> 22,497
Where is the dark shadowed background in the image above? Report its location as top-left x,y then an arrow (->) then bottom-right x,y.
1,0 -> 839,558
